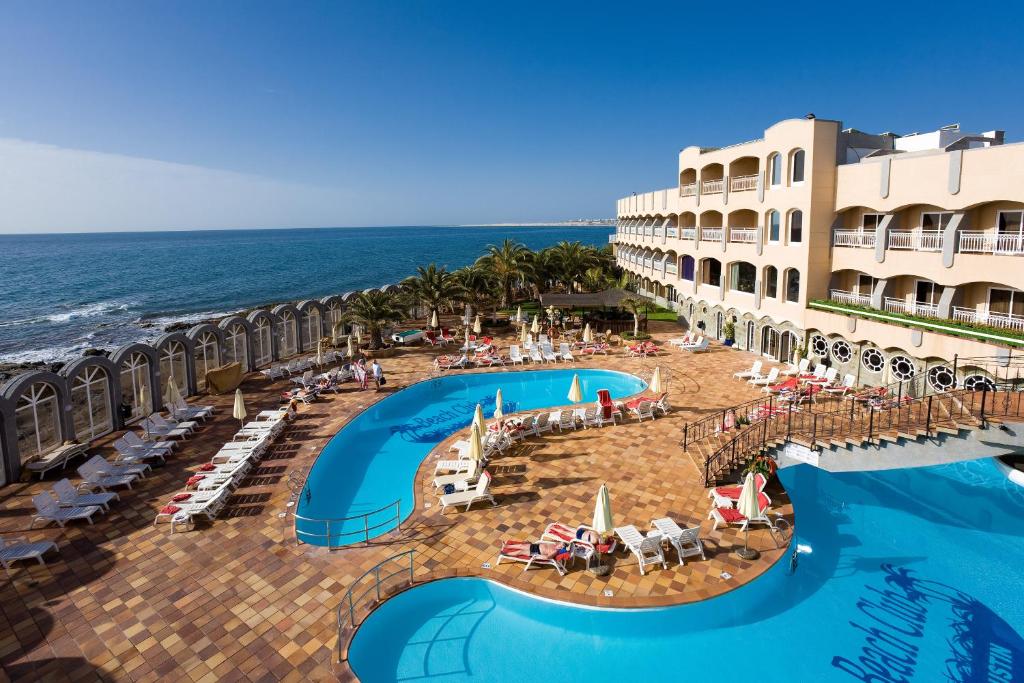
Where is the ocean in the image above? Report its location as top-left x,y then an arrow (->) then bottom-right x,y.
0,225 -> 612,365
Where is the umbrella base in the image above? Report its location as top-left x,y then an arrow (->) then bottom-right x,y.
588,564 -> 611,577
735,547 -> 761,561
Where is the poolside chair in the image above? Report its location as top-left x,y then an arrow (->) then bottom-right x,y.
629,400 -> 656,422
24,443 -> 89,480
552,410 -> 577,431
651,393 -> 671,416
31,492 -> 101,529
580,406 -> 604,428
435,355 -> 470,371
614,525 -> 667,575
779,358 -> 810,377
540,343 -> 558,363
807,367 -> 838,386
823,373 -> 856,396
683,337 -> 709,353
558,343 -> 575,363
439,471 -> 495,513
677,335 -> 704,350
708,492 -> 774,531
496,539 -> 567,576
82,453 -> 149,479
510,415 -> 536,440
668,335 -> 693,347
541,522 -> 616,569
749,367 -> 780,387
141,417 -> 190,440
532,412 -> 553,435
52,478 -> 118,511
596,389 -> 622,424
0,536 -> 59,576
122,431 -> 175,455
433,458 -> 483,490
150,413 -> 197,435
709,473 -> 768,508
734,360 -> 763,380
528,347 -> 544,364
798,364 -> 828,384
509,345 -> 525,365
156,484 -> 232,532
650,518 -> 706,565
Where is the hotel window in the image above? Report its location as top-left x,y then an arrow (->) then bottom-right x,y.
915,280 -> 939,305
745,321 -> 755,351
119,352 -> 151,421
159,340 -> 188,399
862,213 -> 884,232
921,212 -> 952,233
989,288 -> 1024,316
71,366 -> 112,441
857,274 -> 876,295
998,210 -> 1024,236
15,382 -> 62,461
789,210 -> 803,244
729,262 -> 756,294
702,258 -> 722,286
253,317 -> 273,367
768,211 -> 781,242
769,153 -> 782,187
785,269 -> 800,303
224,323 -> 248,369
680,255 -> 695,281
194,331 -> 220,391
790,149 -> 805,183
764,266 -> 778,298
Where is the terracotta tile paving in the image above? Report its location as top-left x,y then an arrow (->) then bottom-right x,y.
0,320 -> 793,682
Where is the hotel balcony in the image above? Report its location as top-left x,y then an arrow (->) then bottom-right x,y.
728,227 -> 758,244
701,227 -> 723,241
884,297 -> 940,318
958,231 -> 1024,255
832,230 -> 876,248
680,228 -> 696,240
953,306 -> 1024,332
829,289 -> 871,307
887,229 -> 944,252
608,233 -> 617,243
701,179 -> 724,195
680,182 -> 697,198
729,174 -> 759,192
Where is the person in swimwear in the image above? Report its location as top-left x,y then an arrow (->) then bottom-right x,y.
503,540 -> 571,560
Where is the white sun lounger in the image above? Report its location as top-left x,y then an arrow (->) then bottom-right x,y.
52,478 -> 118,511
31,492 -> 101,528
150,413 -> 197,434
0,536 -> 59,576
123,431 -> 175,454
779,358 -> 809,377
749,367 -> 780,387
439,472 -> 495,513
650,518 -> 705,565
433,459 -> 483,490
614,525 -> 667,575
496,539 -> 566,576
509,345 -> 525,365
532,412 -> 553,435
734,360 -> 763,380
558,343 -> 575,363
113,439 -> 166,465
24,443 -> 89,480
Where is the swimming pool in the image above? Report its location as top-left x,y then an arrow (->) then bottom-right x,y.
296,368 -> 646,547
350,457 -> 1024,682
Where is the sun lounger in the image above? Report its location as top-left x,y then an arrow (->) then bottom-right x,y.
823,373 -> 856,396
155,484 -> 232,532
541,522 -> 616,569
113,439 -> 167,465
439,471 -> 495,513
0,536 -> 59,576
650,518 -> 705,565
552,409 -> 577,431
433,459 -> 483,490
558,343 -> 575,363
150,413 -> 197,434
709,473 -> 768,507
509,345 -> 525,365
24,443 -> 89,480
496,538 -> 567,576
734,360 -> 763,380
580,406 -> 604,428
141,417 -> 190,440
708,492 -> 773,531
807,366 -> 838,386
532,412 -> 553,435
82,453 -> 149,478
435,355 -> 470,370
614,525 -> 667,575
31,492 -> 101,528
682,337 -> 709,353
629,400 -> 656,422
779,358 -> 809,377
52,478 -> 118,511
749,367 -> 781,387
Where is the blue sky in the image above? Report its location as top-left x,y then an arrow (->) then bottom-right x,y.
0,1 -> 1021,232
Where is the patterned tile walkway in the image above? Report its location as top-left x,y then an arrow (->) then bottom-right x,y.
0,320 -> 792,681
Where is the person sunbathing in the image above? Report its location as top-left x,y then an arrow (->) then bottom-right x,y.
503,540 -> 571,560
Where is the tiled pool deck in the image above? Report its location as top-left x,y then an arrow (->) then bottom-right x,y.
0,321 -> 792,681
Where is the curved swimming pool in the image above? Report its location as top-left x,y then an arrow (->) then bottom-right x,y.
296,368 -> 646,547
350,458 -> 1024,682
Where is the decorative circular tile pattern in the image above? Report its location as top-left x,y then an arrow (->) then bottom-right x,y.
861,348 -> 885,373
830,340 -> 853,364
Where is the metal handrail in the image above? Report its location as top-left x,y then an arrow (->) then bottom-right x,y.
337,550 -> 415,659
294,498 -> 402,549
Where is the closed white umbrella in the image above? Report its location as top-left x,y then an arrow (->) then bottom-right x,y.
735,472 -> 761,560
650,366 -> 663,394
431,310 -> 439,329
316,342 -> 323,367
531,315 -> 540,335
515,305 -> 522,322
468,423 -> 484,464
567,373 -> 582,403
591,483 -> 614,574
473,315 -> 482,335
520,322 -> 528,345
331,322 -> 341,346
582,323 -> 593,344
347,335 -> 355,359
464,327 -> 471,349
355,326 -> 362,344
139,383 -> 152,438
472,403 -> 486,434
232,388 -> 248,428
163,378 -> 183,409
494,389 -> 504,420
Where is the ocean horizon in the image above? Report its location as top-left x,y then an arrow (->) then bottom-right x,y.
0,224 -> 613,365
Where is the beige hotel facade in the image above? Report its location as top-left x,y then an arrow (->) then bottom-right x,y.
613,117 -> 1023,391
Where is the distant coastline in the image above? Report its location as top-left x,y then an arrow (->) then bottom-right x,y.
465,219 -> 615,227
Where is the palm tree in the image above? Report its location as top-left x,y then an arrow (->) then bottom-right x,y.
344,290 -> 406,350
401,264 -> 460,325
549,241 -> 600,292
527,247 -> 557,297
621,296 -> 649,338
476,239 -> 534,308
453,264 -> 497,316
581,267 -> 608,293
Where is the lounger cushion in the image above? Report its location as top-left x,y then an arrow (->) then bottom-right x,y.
595,542 -> 614,553
172,493 -> 192,502
187,476 -> 205,485
716,507 -> 746,523
714,486 -> 742,499
199,463 -> 216,472
160,505 -> 182,515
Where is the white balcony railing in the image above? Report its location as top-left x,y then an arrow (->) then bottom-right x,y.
829,289 -> 871,307
701,228 -> 723,242
884,298 -> 940,318
681,228 -> 696,240
729,174 -> 758,192
953,307 -> 1024,331
958,231 -> 1024,255
833,230 -> 876,248
643,258 -> 653,269
666,226 -> 678,238
665,263 -> 678,276
729,228 -> 758,244
888,229 -> 944,252
701,179 -> 724,195
653,227 -> 663,238
608,234 -> 617,244
680,183 -> 697,197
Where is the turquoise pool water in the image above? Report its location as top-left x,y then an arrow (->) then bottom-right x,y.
296,368 -> 646,546
350,458 -> 1024,682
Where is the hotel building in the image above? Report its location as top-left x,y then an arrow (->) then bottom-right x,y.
613,117 -> 1023,391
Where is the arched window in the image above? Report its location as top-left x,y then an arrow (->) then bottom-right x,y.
729,262 -> 756,294
745,321 -> 756,352
768,210 -> 781,242
785,269 -> 801,303
764,266 -> 778,299
71,366 -> 112,441
194,331 -> 220,391
780,331 -> 799,363
790,149 -> 805,183
159,340 -> 188,399
326,301 -> 344,334
701,258 -> 722,286
15,382 -> 62,461
761,327 -> 780,359
223,323 -> 248,369
680,255 -> 695,281
280,311 -> 298,357
789,210 -> 803,244
768,153 -> 782,187
253,317 -> 273,368
303,308 -> 322,351
120,352 -> 151,421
